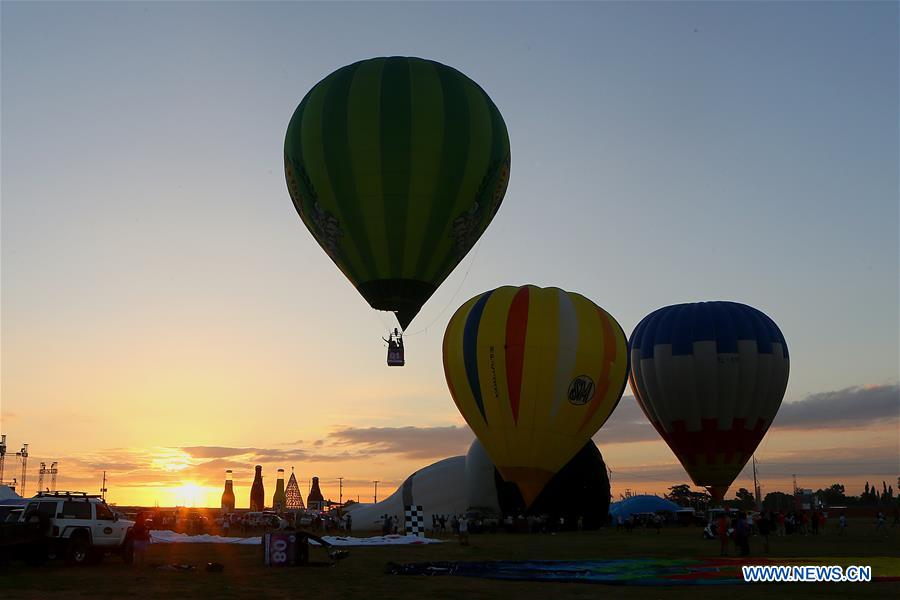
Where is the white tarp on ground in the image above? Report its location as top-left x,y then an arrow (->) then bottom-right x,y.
149,530 -> 442,546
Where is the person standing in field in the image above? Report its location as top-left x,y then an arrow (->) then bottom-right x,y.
130,516 -> 151,566
717,513 -> 730,556
838,512 -> 847,535
875,511 -> 887,537
458,514 -> 469,546
757,512 -> 772,554
735,512 -> 750,556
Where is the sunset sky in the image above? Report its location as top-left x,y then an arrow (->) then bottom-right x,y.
2,2 -> 897,508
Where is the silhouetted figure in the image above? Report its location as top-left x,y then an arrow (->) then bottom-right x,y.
718,514 -> 730,556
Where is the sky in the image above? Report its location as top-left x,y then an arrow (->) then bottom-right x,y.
1,1 -> 897,508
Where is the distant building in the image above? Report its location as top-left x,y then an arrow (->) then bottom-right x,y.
795,488 -> 821,511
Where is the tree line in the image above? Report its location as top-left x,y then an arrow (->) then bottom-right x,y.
664,480 -> 898,511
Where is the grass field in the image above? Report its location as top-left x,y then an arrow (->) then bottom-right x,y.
2,521 -> 898,599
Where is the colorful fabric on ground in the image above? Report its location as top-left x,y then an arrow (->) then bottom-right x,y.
390,557 -> 900,585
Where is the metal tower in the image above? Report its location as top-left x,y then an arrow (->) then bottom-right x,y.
50,462 -> 58,492
0,434 -> 6,484
16,444 -> 28,497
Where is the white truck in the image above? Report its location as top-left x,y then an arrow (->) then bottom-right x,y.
14,491 -> 135,565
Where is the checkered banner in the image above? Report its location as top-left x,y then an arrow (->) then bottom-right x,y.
404,505 -> 425,537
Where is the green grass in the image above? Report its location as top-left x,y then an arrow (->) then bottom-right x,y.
2,522 -> 898,599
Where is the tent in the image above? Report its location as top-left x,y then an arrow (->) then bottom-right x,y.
609,495 -> 680,520
0,484 -> 27,505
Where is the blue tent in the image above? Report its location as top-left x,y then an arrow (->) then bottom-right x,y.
609,495 -> 681,519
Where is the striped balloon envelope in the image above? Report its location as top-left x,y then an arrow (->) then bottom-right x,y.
443,286 -> 629,506
285,57 -> 510,330
628,302 -> 789,502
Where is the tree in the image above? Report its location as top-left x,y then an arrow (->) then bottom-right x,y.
817,483 -> 847,506
763,491 -> 794,512
665,484 -> 710,510
733,488 -> 756,510
666,484 -> 693,506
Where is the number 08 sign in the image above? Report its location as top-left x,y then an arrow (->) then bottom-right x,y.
263,532 -> 297,567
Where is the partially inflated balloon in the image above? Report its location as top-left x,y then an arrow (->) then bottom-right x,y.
285,57 -> 510,329
443,286 -> 629,506
628,302 -> 789,502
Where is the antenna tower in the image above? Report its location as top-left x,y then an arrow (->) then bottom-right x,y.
16,444 -> 28,497
0,434 -> 7,484
0,433 -> 6,488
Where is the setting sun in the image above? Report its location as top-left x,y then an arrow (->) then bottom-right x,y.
174,482 -> 203,508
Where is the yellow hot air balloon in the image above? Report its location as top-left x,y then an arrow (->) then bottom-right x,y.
443,286 -> 629,506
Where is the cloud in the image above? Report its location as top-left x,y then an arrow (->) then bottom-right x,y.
593,396 -> 658,444
608,444 -> 899,484
743,444 -> 899,478
772,384 -> 899,430
179,446 -> 255,459
328,425 -> 474,459
593,385 -> 900,447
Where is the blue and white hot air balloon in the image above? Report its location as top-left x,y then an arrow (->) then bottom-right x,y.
628,301 -> 789,502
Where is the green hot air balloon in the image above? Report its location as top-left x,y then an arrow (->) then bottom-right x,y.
285,57 -> 510,330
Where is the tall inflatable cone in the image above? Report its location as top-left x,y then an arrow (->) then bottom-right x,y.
499,467 -> 555,507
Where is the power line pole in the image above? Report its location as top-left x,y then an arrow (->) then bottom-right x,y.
752,455 -> 761,508
100,471 -> 108,501
373,480 -> 379,504
338,477 -> 343,506
38,462 -> 46,492
49,462 -> 58,492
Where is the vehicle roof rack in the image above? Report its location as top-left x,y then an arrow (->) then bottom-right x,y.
35,491 -> 102,499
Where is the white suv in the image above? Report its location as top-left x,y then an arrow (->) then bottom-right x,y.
21,491 -> 134,565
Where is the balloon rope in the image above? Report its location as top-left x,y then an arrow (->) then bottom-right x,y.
403,238 -> 483,337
